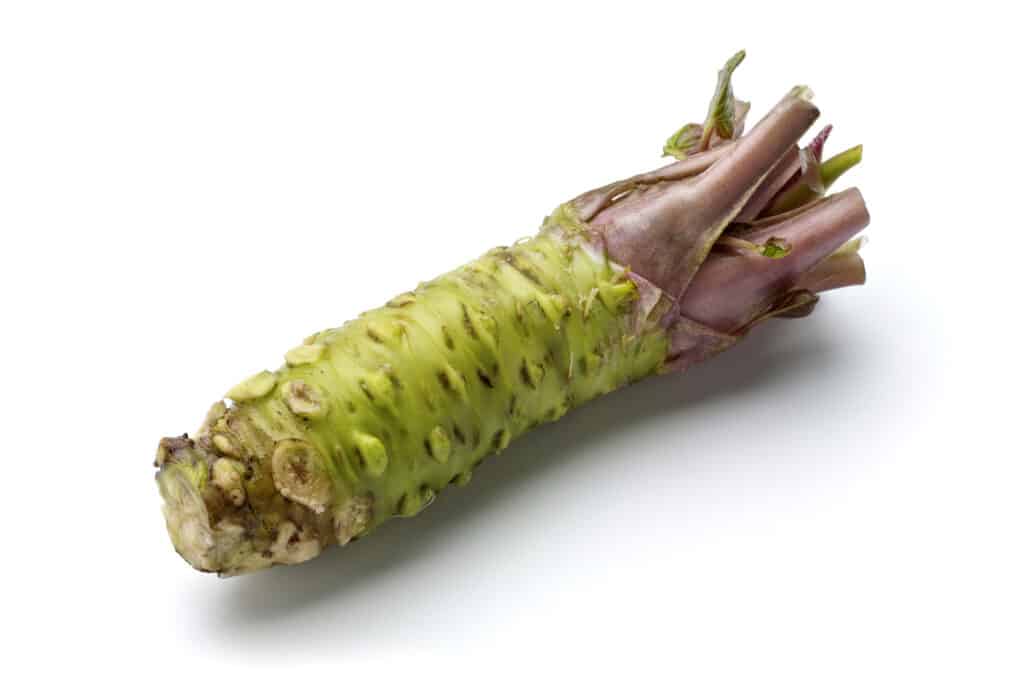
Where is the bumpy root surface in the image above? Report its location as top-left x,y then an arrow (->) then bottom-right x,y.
155,52 -> 869,575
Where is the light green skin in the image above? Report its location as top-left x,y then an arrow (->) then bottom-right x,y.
159,227 -> 669,573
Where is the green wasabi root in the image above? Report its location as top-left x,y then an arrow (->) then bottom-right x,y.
156,231 -> 669,574
154,51 -> 870,575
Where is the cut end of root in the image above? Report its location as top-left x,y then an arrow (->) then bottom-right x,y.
155,436 -> 331,576
158,465 -> 218,572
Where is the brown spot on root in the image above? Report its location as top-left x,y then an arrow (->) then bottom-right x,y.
491,429 -> 510,452
270,521 -> 321,565
289,458 -> 309,484
520,358 -> 545,388
520,360 -> 534,388
461,304 -> 478,340
382,364 -> 403,390
450,471 -> 472,487
271,439 -> 332,513
452,424 -> 467,445
435,366 -> 466,398
442,325 -> 455,350
501,253 -> 543,285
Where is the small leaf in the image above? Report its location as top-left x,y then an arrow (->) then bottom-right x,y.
662,122 -> 703,159
760,237 -> 791,259
660,50 -> 747,158
700,50 -> 746,149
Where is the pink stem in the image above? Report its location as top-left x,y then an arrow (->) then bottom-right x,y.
677,188 -> 869,332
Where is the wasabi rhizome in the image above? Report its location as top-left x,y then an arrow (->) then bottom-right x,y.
155,52 -> 869,575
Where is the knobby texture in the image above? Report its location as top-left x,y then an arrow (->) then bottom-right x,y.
158,233 -> 668,573
155,53 -> 869,575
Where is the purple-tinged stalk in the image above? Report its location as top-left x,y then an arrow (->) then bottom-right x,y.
730,123 -> 830,223
678,189 -> 869,332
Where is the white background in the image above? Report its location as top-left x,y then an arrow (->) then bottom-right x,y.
1,1 -> 1020,680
